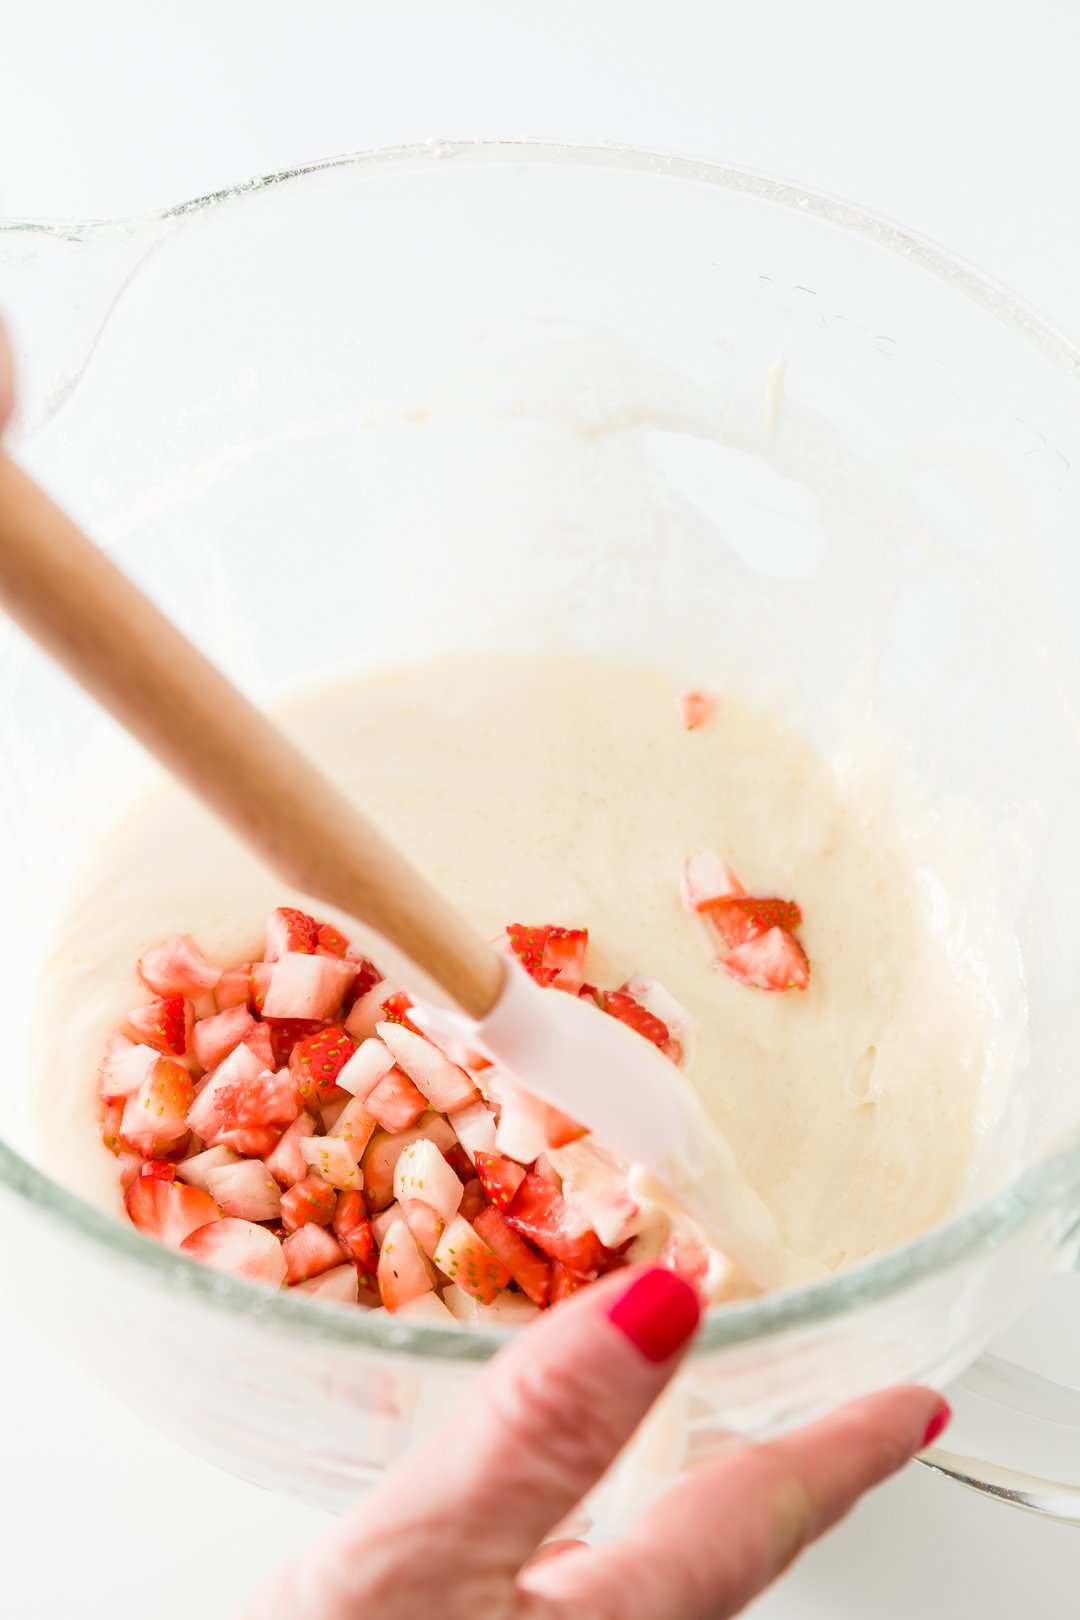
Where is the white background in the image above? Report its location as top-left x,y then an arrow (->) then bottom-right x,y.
3,3 -> 1078,1613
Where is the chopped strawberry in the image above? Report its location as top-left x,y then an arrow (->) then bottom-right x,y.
326,1096 -> 379,1163
203,1158 -> 282,1222
540,926 -> 589,993
265,1111 -> 318,1188
281,1173 -> 337,1231
300,1134 -> 363,1192
376,1022 -> 479,1113
116,1151 -> 144,1190
495,1083 -> 586,1158
531,1153 -> 563,1189
186,1040 -> 264,1141
602,989 -> 670,1050
263,1016 -> 325,1066
563,1187 -> 641,1248
343,978 -> 393,1041
369,1200 -> 402,1247
337,1037 -> 396,1100
443,1143 -> 475,1184
249,962 -> 273,1015
100,1041 -> 159,1101
333,1190 -> 376,1273
120,1056 -> 194,1159
344,957 -> 381,1007
680,851 -> 746,912
191,1005 -> 257,1072
621,973 -> 696,1066
216,1067 -> 301,1132
458,1177 -> 488,1224
139,934 -> 221,997
282,1223 -> 346,1285
264,906 -> 319,961
101,1098 -> 126,1155
214,964 -> 253,1013
448,1100 -> 498,1163
175,1144 -> 240,1194
708,895 -> 803,950
379,991 -> 420,1033
472,1204 -> 551,1308
549,1261 -> 590,1306
392,1139 -> 464,1224
360,1117 -> 457,1210
125,995 -> 192,1057
290,1024 -> 357,1105
505,1174 -> 604,1274
720,927 -> 810,992
180,1218 -> 288,1286
125,1160 -> 222,1248
292,1264 -> 360,1304
377,1218 -> 436,1310
660,1231 -> 710,1290
244,1022 -> 275,1068
433,1214 -> 511,1304
474,1151 -> 526,1211
400,1198 -> 445,1260
219,1124 -> 285,1157
262,953 -> 355,1020
506,924 -> 589,991
678,689 -> 716,730
365,1067 -> 429,1132
316,922 -> 350,958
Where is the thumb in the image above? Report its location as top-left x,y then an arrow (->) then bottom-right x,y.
362,1265 -> 699,1574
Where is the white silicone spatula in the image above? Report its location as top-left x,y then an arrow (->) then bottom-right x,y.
0,449 -> 795,1288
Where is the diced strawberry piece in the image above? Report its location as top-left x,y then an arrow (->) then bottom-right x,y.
191,1005 -> 257,1072
100,1042 -> 159,1102
541,926 -> 589,993
249,962 -> 273,1015
203,1158 -> 282,1222
660,1231 -> 710,1290
443,1143 -> 475,1185
117,1151 -> 144,1190
369,1200 -> 402,1247
449,1100 -> 498,1164
216,1067 -> 301,1133
474,1151 -> 526,1211
214,964 -> 253,1013
120,1057 -> 195,1158
505,1173 -> 604,1274
621,974 -> 696,1066
219,1124 -> 285,1157
126,1160 -> 222,1248
459,1177 -> 488,1224
290,1024 -> 358,1105
472,1204 -> 552,1307
185,1040 -> 265,1141
549,1260 -> 590,1306
376,1022 -> 479,1114
360,1117 -> 458,1210
101,1098 -> 127,1155
532,1153 -> 563,1188
602,989 -> 670,1050
433,1215 -> 511,1305
281,1173 -> 336,1231
680,851 -> 746,912
563,1187 -> 641,1248
678,689 -> 716,730
176,1144 -> 239,1191
315,922 -> 350,958
262,953 -> 355,1020
264,906 -> 318,961
505,924 -> 554,984
708,895 -> 803,950
365,1068 -> 429,1133
125,995 -> 192,1057
720,926 -> 810,992
139,934 -> 221,997
400,1198 -> 446,1260
300,1134 -> 363,1192
379,991 -> 420,1033
344,957 -> 381,1008
344,978 -> 394,1041
292,1263 -> 360,1303
263,1016 -> 324,1066
337,1036 -> 396,1100
378,1217 -> 437,1310
265,1111 -> 318,1187
393,1139 -> 464,1224
243,1022 -> 275,1068
495,1084 -> 586,1159
282,1222 -> 346,1284
334,1190 -> 377,1273
395,1292 -> 457,1323
542,1103 -> 589,1149
180,1217 -> 287,1286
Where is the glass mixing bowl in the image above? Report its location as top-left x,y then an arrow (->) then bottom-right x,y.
3,141 -> 1080,1527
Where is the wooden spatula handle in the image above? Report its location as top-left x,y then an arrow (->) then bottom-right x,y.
0,453 -> 504,1019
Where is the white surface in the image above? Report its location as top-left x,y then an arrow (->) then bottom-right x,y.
3,3 -> 1079,1613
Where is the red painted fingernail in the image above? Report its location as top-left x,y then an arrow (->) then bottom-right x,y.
921,1401 -> 952,1449
607,1268 -> 701,1363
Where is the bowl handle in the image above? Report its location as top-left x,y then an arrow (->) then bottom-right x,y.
919,1352 -> 1080,1523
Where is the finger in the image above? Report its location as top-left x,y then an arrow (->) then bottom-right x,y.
522,1538 -> 587,1571
331,1266 -> 700,1583
526,1385 -> 950,1620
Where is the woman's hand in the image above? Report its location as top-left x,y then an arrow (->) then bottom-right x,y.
236,1266 -> 949,1619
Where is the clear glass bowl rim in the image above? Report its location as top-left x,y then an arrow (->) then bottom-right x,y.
3,136 -> 1080,1364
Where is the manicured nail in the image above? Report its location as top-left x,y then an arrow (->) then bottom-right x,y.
921,1401 -> 952,1449
607,1267 -> 701,1363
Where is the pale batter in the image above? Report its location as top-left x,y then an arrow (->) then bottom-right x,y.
33,653 -> 998,1277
